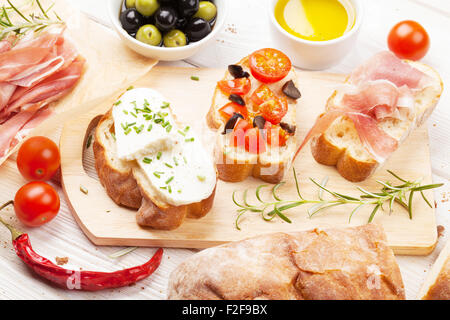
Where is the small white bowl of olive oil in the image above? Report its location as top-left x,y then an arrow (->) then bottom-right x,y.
269,0 -> 364,70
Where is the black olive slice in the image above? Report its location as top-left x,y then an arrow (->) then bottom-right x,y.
253,116 -> 266,130
229,94 -> 245,106
228,65 -> 250,79
282,80 -> 301,100
222,113 -> 244,135
280,122 -> 296,135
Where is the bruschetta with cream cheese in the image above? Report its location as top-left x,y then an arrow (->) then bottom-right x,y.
94,88 -> 217,230
207,48 -> 301,184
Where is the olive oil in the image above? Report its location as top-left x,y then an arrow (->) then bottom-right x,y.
275,0 -> 355,42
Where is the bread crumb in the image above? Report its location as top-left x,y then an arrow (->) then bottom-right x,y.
437,225 -> 445,238
55,257 -> 69,266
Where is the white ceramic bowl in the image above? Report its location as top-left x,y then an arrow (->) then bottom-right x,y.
268,0 -> 364,70
108,0 -> 227,61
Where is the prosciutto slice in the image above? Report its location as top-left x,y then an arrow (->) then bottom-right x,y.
0,40 -> 12,53
0,111 -> 35,158
2,58 -> 84,121
0,82 -> 16,111
296,51 -> 427,162
348,51 -> 428,89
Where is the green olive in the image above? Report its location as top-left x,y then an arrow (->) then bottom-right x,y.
136,0 -> 159,17
126,0 -> 136,8
194,1 -> 217,21
136,24 -> 162,46
163,29 -> 187,47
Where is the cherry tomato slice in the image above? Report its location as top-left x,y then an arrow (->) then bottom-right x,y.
219,102 -> 248,121
387,20 -> 430,61
217,78 -> 251,95
14,181 -> 60,227
229,119 -> 251,148
249,48 -> 292,84
259,97 -> 288,125
251,84 -> 276,106
244,128 -> 266,154
264,122 -> 288,147
17,136 -> 60,181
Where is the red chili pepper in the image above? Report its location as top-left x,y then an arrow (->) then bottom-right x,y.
0,201 -> 163,291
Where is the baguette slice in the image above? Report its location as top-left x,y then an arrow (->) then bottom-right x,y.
419,239 -> 450,300
167,224 -> 405,300
310,61 -> 443,182
94,105 -> 217,231
207,56 -> 300,184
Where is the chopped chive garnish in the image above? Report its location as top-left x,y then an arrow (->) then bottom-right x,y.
165,176 -> 174,184
111,133 -> 116,141
160,186 -> 167,190
123,110 -> 128,115
86,135 -> 93,149
157,152 -> 162,160
173,157 -> 179,166
127,86 -> 134,91
161,102 -> 170,109
144,99 -> 149,106
191,76 -> 199,81
124,128 -> 132,135
121,123 -> 127,130
143,157 -> 152,164
185,138 -> 195,142
184,126 -> 190,132
197,175 -> 206,182
154,118 -> 163,124
162,121 -> 169,128
168,185 -> 172,193
80,185 -> 88,195
178,190 -> 182,194
165,163 -> 173,168
147,124 -> 153,132
130,112 -> 137,118
177,130 -> 186,136
114,100 -> 122,106
134,125 -> 144,134
153,172 -> 161,179
166,125 -> 173,133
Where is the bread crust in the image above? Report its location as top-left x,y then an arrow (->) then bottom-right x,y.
208,56 -> 299,184
310,61 -> 443,182
93,108 -> 217,230
423,257 -> 450,300
167,224 -> 406,300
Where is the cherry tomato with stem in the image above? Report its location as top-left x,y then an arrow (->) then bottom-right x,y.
14,181 -> 60,227
17,136 -> 60,181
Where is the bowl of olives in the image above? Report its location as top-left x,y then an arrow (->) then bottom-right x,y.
109,0 -> 227,61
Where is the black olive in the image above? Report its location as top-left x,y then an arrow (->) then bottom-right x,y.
120,8 -> 146,34
185,17 -> 211,42
222,113 -> 244,135
177,0 -> 199,18
176,16 -> 188,29
253,116 -> 266,130
229,94 -> 245,106
159,0 -> 175,4
155,7 -> 178,33
280,122 -> 296,135
228,65 -> 250,79
282,80 -> 301,100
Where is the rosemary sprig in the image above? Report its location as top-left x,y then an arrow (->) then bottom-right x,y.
232,168 -> 443,230
0,0 -> 63,41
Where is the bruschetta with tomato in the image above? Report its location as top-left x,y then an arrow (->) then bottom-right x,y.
207,48 -> 301,184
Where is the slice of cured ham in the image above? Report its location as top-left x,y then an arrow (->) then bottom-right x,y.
296,51 -> 427,162
0,82 -> 16,111
3,58 -> 84,120
348,51 -> 428,89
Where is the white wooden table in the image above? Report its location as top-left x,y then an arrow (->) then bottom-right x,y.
0,0 -> 449,300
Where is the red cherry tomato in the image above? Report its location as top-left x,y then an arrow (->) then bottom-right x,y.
387,20 -> 430,61
217,78 -> 251,95
17,136 -> 60,181
244,128 -> 266,154
229,119 -> 251,148
264,122 -> 288,147
251,84 -> 276,106
249,48 -> 292,84
219,102 -> 248,121
14,181 -> 60,227
259,98 -> 288,125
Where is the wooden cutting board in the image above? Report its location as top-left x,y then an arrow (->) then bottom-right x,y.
60,66 -> 437,255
